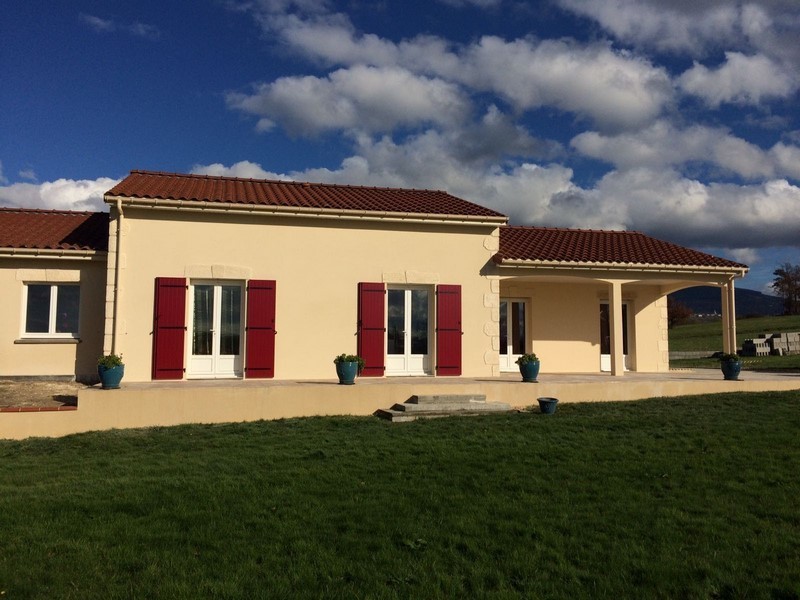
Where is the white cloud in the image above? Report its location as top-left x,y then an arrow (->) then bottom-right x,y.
0,178 -> 119,211
592,169 -> 800,248
454,37 -> 672,131
0,161 -> 7,185
18,169 -> 37,182
191,161 -> 289,180
678,52 -> 796,107
227,65 -> 471,136
232,10 -> 674,133
556,0 -> 741,54
769,143 -> 800,180
728,248 -> 761,265
80,14 -> 115,32
79,13 -> 160,39
573,122 -> 800,182
571,121 -> 784,180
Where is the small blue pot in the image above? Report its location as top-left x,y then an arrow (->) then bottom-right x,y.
336,362 -> 359,385
519,361 -> 540,383
98,364 -> 124,389
538,397 -> 558,415
721,360 -> 741,381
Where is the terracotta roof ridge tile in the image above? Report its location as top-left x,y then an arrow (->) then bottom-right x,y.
0,207 -> 103,216
503,224 -> 643,235
126,169 -> 449,195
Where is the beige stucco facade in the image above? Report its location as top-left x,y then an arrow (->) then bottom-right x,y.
0,253 -> 107,381
104,204 -> 503,381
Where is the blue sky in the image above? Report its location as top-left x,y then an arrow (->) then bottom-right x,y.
2,0 -> 799,293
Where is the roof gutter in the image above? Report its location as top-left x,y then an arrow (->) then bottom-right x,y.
103,195 -> 509,227
496,258 -> 748,278
0,248 -> 105,260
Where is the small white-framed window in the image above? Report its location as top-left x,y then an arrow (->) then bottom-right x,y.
22,284 -> 80,337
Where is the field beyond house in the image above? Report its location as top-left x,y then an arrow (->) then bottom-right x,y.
2,392 -> 799,598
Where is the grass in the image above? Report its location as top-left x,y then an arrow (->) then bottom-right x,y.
2,392 -> 800,599
672,355 -> 800,372
669,314 -> 800,352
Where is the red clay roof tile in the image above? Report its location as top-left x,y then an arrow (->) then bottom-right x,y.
0,208 -> 108,252
106,170 -> 508,220
497,226 -> 747,269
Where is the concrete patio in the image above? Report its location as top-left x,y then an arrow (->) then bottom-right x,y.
1,369 -> 798,440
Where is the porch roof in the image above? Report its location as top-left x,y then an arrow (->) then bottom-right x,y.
0,208 -> 108,252
495,226 -> 748,273
106,170 -> 508,223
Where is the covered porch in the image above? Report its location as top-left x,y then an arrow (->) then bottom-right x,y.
496,268 -> 743,376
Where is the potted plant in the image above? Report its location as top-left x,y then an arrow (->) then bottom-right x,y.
515,353 -> 540,383
333,354 -> 365,385
98,353 -> 124,389
719,352 -> 742,381
537,396 -> 559,414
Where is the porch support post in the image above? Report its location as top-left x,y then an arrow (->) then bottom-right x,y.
721,283 -> 731,353
727,278 -> 737,354
609,280 -> 625,377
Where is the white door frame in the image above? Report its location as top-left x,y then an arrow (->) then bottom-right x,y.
187,280 -> 244,379
386,286 -> 432,376
499,298 -> 529,372
600,301 -> 630,372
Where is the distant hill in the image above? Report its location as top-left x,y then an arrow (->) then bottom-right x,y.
670,287 -> 783,317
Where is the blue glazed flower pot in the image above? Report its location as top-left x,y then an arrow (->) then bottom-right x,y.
519,361 -> 540,383
98,364 -> 124,389
721,360 -> 741,381
538,397 -> 558,415
336,362 -> 359,385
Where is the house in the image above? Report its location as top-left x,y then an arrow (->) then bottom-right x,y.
1,170 -> 748,383
0,209 -> 108,382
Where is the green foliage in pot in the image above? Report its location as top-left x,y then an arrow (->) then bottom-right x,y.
333,353 -> 366,371
515,353 -> 539,365
718,353 -> 740,362
98,353 -> 124,368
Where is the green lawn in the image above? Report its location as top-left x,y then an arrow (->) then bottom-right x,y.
669,314 -> 800,352
2,393 -> 800,599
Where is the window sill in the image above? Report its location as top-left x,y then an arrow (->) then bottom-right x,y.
14,338 -> 81,345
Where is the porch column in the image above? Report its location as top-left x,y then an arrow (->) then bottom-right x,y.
720,283 -> 731,353
609,280 -> 625,377
727,278 -> 737,354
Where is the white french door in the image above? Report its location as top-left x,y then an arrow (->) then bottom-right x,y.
600,302 -> 630,372
386,287 -> 432,376
500,299 -> 527,371
188,282 -> 244,378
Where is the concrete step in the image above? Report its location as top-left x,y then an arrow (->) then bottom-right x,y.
390,401 -> 511,413
407,394 -> 486,405
376,394 -> 512,422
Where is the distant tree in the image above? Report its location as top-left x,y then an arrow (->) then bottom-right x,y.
668,297 -> 694,328
771,262 -> 800,315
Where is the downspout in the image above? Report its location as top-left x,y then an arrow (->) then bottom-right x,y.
111,199 -> 124,354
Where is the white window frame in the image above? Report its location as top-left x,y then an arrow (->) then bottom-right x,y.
20,283 -> 81,339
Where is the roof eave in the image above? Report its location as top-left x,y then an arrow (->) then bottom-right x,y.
104,195 -> 509,227
494,257 -> 748,277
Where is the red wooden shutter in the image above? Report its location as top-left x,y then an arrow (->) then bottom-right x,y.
152,277 -> 187,380
357,282 -> 385,377
436,284 -> 462,376
245,280 -> 277,379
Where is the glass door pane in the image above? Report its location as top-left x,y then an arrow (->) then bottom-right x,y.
193,285 -> 213,355
499,301 -> 508,356
219,285 -> 241,356
410,289 -> 429,355
387,289 -> 405,355
511,301 -> 526,355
